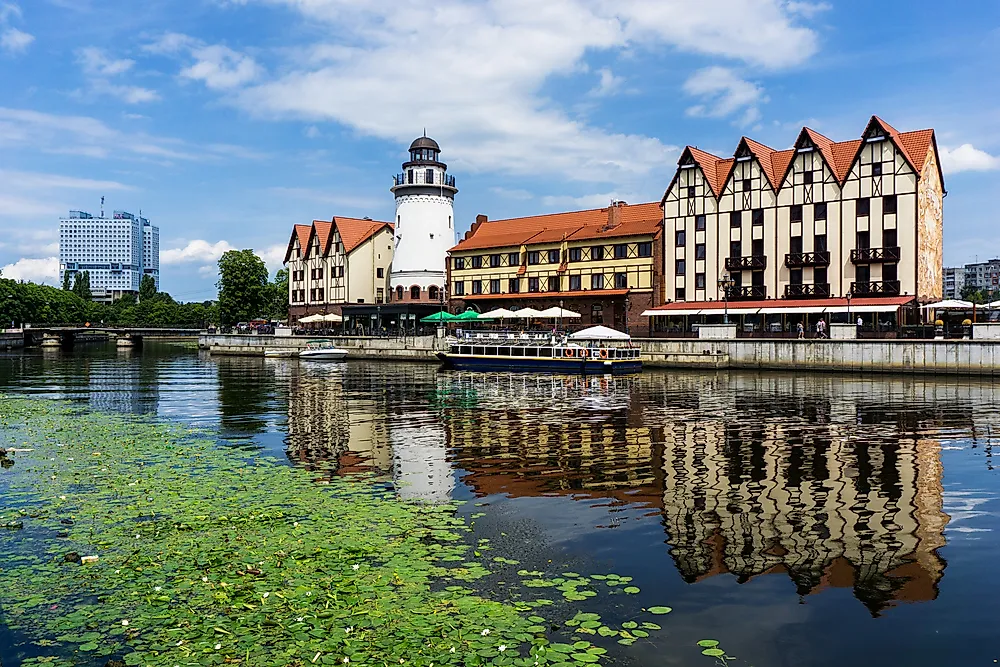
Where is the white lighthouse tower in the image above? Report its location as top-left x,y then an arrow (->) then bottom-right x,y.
390,135 -> 457,305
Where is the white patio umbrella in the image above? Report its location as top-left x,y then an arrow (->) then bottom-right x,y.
920,299 -> 974,310
536,306 -> 582,318
479,307 -> 517,319
568,325 -> 631,341
512,307 -> 545,318
986,300 -> 1000,309
322,313 -> 343,322
298,314 -> 324,323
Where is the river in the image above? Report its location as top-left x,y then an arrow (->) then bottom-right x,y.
1,342 -> 998,666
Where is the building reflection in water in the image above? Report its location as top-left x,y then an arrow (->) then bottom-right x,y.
438,371 -> 985,615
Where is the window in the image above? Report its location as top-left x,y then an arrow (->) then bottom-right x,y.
591,304 -> 604,324
591,273 -> 604,289
814,202 -> 827,220
490,254 -> 501,267
428,285 -> 439,300
676,230 -> 686,247
591,246 -> 605,261
751,271 -> 764,287
687,186 -> 696,198
548,249 -> 560,264
528,277 -> 540,292
872,162 -> 882,176
569,247 -> 582,262
471,255 -> 483,268
569,275 -> 581,291
815,234 -> 827,252
883,263 -> 898,282
490,278 -> 501,294
790,205 -> 803,223
857,198 -> 870,216
509,278 -> 520,293
814,267 -> 827,284
508,252 -> 520,265
454,257 -> 465,270
742,179 -> 751,192
337,266 -> 345,278
856,231 -> 870,250
883,195 -> 897,215
527,251 -> 541,265
856,264 -> 871,282
675,287 -> 686,301
471,280 -> 482,295
453,281 -> 465,296
376,288 -> 384,304
614,272 -> 628,289
425,169 -> 434,184
675,259 -> 686,276
638,242 -> 652,257
613,244 -> 628,259
730,211 -> 742,228
411,285 -> 421,299
695,243 -> 706,260
548,276 -> 560,292
803,171 -> 813,184
752,239 -> 764,257
377,267 -> 384,278
695,215 -> 706,231
883,228 -> 897,248
695,273 -> 706,289
407,169 -> 414,184
790,268 -> 803,285
752,209 -> 764,226
790,236 -> 803,254
730,240 -> 742,258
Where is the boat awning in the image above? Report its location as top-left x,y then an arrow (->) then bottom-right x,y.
645,295 -> 914,317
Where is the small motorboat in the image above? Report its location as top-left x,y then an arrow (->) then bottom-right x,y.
298,340 -> 348,361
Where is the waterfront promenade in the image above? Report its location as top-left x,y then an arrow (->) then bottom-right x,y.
198,332 -> 1000,376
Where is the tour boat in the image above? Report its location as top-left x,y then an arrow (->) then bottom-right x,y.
298,340 -> 348,361
436,325 -> 641,375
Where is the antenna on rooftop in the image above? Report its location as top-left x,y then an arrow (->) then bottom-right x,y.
100,196 -> 105,218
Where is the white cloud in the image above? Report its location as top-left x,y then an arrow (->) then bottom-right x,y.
589,68 -> 624,97
0,169 -> 132,192
256,244 -> 289,273
940,144 -> 1000,174
303,125 -> 321,139
683,66 -> 767,126
266,186 -> 382,211
1,26 -> 32,54
785,2 -> 833,18
143,32 -> 199,55
161,239 -> 234,265
490,186 -> 534,201
1,256 -> 58,284
181,44 -> 261,89
75,46 -> 159,104
540,192 -> 641,209
77,47 -> 134,76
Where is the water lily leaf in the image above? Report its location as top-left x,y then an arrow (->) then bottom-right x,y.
697,640 -> 720,647
570,653 -> 599,663
621,621 -> 638,629
648,606 -> 673,615
623,586 -> 640,594
702,648 -> 726,657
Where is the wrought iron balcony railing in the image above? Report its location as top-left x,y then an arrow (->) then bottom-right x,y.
725,255 -> 767,271
850,280 -> 901,296
725,285 -> 767,300
784,251 -> 831,268
850,246 -> 901,264
785,283 -> 831,298
392,173 -> 457,188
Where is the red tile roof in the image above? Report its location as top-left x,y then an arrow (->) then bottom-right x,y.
313,220 -> 334,255
669,116 -> 939,201
283,224 -> 314,263
284,217 -> 391,263
646,296 -> 915,313
462,289 -> 631,301
451,202 -> 662,252
334,216 -> 392,254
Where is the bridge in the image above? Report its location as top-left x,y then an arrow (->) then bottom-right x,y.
18,327 -> 202,348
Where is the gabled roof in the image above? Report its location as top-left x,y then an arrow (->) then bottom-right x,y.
450,202 -> 662,253
334,216 -> 392,254
283,217 -> 391,264
283,224 -> 313,263
313,220 -> 334,255
740,137 -> 780,189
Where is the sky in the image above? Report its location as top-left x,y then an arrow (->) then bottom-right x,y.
1,0 -> 999,301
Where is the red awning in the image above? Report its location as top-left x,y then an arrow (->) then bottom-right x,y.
462,289 -> 630,301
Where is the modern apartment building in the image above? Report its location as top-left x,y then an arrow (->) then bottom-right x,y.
961,259 -> 1000,292
943,266 -> 966,299
658,116 -> 943,307
448,201 -> 663,331
284,216 -> 394,324
59,209 -> 159,302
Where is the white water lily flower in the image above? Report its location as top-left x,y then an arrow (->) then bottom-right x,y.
480,629 -> 490,637
59,495 -> 67,500
342,658 -> 349,664
306,591 -> 312,596
215,643 -> 221,650
498,645 -> 506,653
176,641 -> 183,646
201,576 -> 208,582
345,627 -> 353,634
449,648 -> 456,654
154,586 -> 162,592
352,564 -> 360,571
262,592 -> 269,598
121,620 -> 129,627
297,617 -> 304,622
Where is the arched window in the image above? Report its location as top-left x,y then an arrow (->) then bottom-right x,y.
428,285 -> 439,301
410,285 -> 421,300
396,285 -> 404,301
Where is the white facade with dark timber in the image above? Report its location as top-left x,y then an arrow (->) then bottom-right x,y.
660,116 -> 944,305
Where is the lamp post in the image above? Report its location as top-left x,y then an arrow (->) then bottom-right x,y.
718,273 -> 734,324
558,298 -> 563,333
846,292 -> 852,326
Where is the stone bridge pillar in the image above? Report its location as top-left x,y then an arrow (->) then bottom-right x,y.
116,333 -> 142,348
40,332 -> 72,348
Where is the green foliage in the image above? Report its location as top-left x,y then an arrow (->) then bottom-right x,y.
217,249 -> 270,326
267,268 -> 289,321
71,271 -> 92,300
139,274 -> 157,302
0,396 -> 677,667
61,271 -> 72,291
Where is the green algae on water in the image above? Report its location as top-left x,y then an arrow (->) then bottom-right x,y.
0,396 -> 671,667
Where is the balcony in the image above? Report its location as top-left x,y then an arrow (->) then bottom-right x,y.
785,283 -> 831,298
784,251 -> 831,268
725,285 -> 767,300
392,172 -> 457,188
725,255 -> 767,271
850,280 -> 901,296
850,246 -> 901,264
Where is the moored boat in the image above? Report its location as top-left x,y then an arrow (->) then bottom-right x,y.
298,340 -> 348,361
436,325 -> 641,375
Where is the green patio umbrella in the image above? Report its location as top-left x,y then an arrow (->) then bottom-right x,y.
452,309 -> 483,321
420,311 -> 457,323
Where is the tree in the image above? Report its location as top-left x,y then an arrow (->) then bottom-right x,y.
216,249 -> 269,327
62,271 -> 72,291
267,268 -> 289,321
72,271 -> 92,301
139,275 -> 157,302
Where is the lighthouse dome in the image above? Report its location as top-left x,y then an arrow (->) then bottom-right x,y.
409,136 -> 440,152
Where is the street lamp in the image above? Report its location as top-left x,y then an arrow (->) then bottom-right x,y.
846,292 -> 853,325
718,273 -> 734,324
558,298 -> 563,333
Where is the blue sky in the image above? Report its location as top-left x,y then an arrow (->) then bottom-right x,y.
1,0 -> 998,300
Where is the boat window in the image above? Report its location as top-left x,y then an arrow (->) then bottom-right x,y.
525,348 -> 537,357
538,348 -> 552,357
460,346 -> 471,354
498,347 -> 510,356
473,347 -> 485,356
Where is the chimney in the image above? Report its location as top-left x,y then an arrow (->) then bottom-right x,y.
465,214 -> 488,240
606,202 -> 623,230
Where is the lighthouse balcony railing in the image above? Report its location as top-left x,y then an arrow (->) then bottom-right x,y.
393,173 -> 456,188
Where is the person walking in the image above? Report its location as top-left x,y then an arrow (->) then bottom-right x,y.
796,321 -> 805,339
816,317 -> 827,339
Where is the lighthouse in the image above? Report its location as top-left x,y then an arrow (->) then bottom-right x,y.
390,135 -> 457,306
